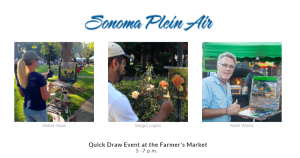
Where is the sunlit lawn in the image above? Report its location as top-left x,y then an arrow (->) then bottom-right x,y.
36,65 -> 94,76
77,65 -> 94,76
14,75 -> 94,122
36,65 -> 59,75
14,77 -> 25,122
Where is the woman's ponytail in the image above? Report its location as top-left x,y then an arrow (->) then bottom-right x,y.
17,59 -> 29,89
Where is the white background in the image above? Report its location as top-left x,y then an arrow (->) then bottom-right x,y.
1,0 -> 299,157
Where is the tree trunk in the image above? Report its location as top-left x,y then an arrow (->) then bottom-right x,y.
60,42 -> 73,62
48,55 -> 51,69
141,44 -> 147,70
14,42 -> 18,59
48,45 -> 54,69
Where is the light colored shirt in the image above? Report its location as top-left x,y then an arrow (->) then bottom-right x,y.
202,74 -> 233,122
108,83 -> 139,122
208,72 -> 216,76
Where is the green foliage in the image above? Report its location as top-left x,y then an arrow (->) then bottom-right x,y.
87,42 -> 94,52
117,42 -> 142,52
87,42 -> 94,60
114,72 -> 188,122
16,42 -> 43,59
40,42 -> 61,67
72,42 -> 83,58
81,45 -> 92,59
181,100 -> 188,121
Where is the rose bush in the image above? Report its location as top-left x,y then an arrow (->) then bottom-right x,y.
132,91 -> 139,99
159,80 -> 168,89
113,72 -> 188,122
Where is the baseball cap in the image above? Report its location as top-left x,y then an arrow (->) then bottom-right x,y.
108,42 -> 134,60
22,50 -> 43,61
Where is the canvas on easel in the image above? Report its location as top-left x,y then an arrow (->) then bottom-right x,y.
238,76 -> 281,120
168,67 -> 188,100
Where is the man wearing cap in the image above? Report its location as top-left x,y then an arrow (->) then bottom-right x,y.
244,64 -> 264,103
202,52 -> 240,122
108,42 -> 173,122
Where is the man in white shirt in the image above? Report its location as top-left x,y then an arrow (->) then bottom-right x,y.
108,42 -> 173,122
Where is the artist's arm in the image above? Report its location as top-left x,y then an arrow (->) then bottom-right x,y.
109,96 -> 139,122
202,79 -> 223,119
244,86 -> 248,93
202,108 -> 226,119
202,100 -> 240,119
18,87 -> 24,97
39,75 -> 53,101
148,98 -> 173,122
40,83 -> 53,101
244,76 -> 251,94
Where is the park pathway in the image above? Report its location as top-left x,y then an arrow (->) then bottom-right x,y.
53,74 -> 94,122
70,96 -> 94,122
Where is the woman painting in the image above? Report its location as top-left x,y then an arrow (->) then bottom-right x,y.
17,50 -> 53,122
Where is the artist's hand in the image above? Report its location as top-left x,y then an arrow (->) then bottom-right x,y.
159,98 -> 173,116
227,99 -> 240,115
48,82 -> 53,89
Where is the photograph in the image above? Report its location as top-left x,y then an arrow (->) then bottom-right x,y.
14,42 -> 94,122
202,42 -> 282,122
108,42 -> 188,122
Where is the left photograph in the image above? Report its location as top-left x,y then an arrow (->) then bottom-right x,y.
14,42 -> 94,122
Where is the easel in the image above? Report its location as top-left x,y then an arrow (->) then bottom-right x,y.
46,62 -> 78,122
175,43 -> 183,122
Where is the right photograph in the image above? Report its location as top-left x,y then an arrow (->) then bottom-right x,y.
202,42 -> 282,122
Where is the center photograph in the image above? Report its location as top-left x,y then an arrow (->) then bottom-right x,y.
108,42 -> 188,122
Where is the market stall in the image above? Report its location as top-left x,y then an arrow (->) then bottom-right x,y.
202,42 -> 282,122
89,55 -> 94,65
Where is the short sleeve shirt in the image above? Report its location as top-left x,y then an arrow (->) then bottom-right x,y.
202,74 -> 233,122
108,83 -> 139,122
17,72 -> 47,110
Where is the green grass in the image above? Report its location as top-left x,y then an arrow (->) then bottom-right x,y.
36,65 -> 94,77
14,77 -> 25,122
77,65 -> 94,76
36,65 -> 59,75
14,75 -> 94,122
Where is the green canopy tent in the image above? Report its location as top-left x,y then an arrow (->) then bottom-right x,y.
202,42 -> 282,63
